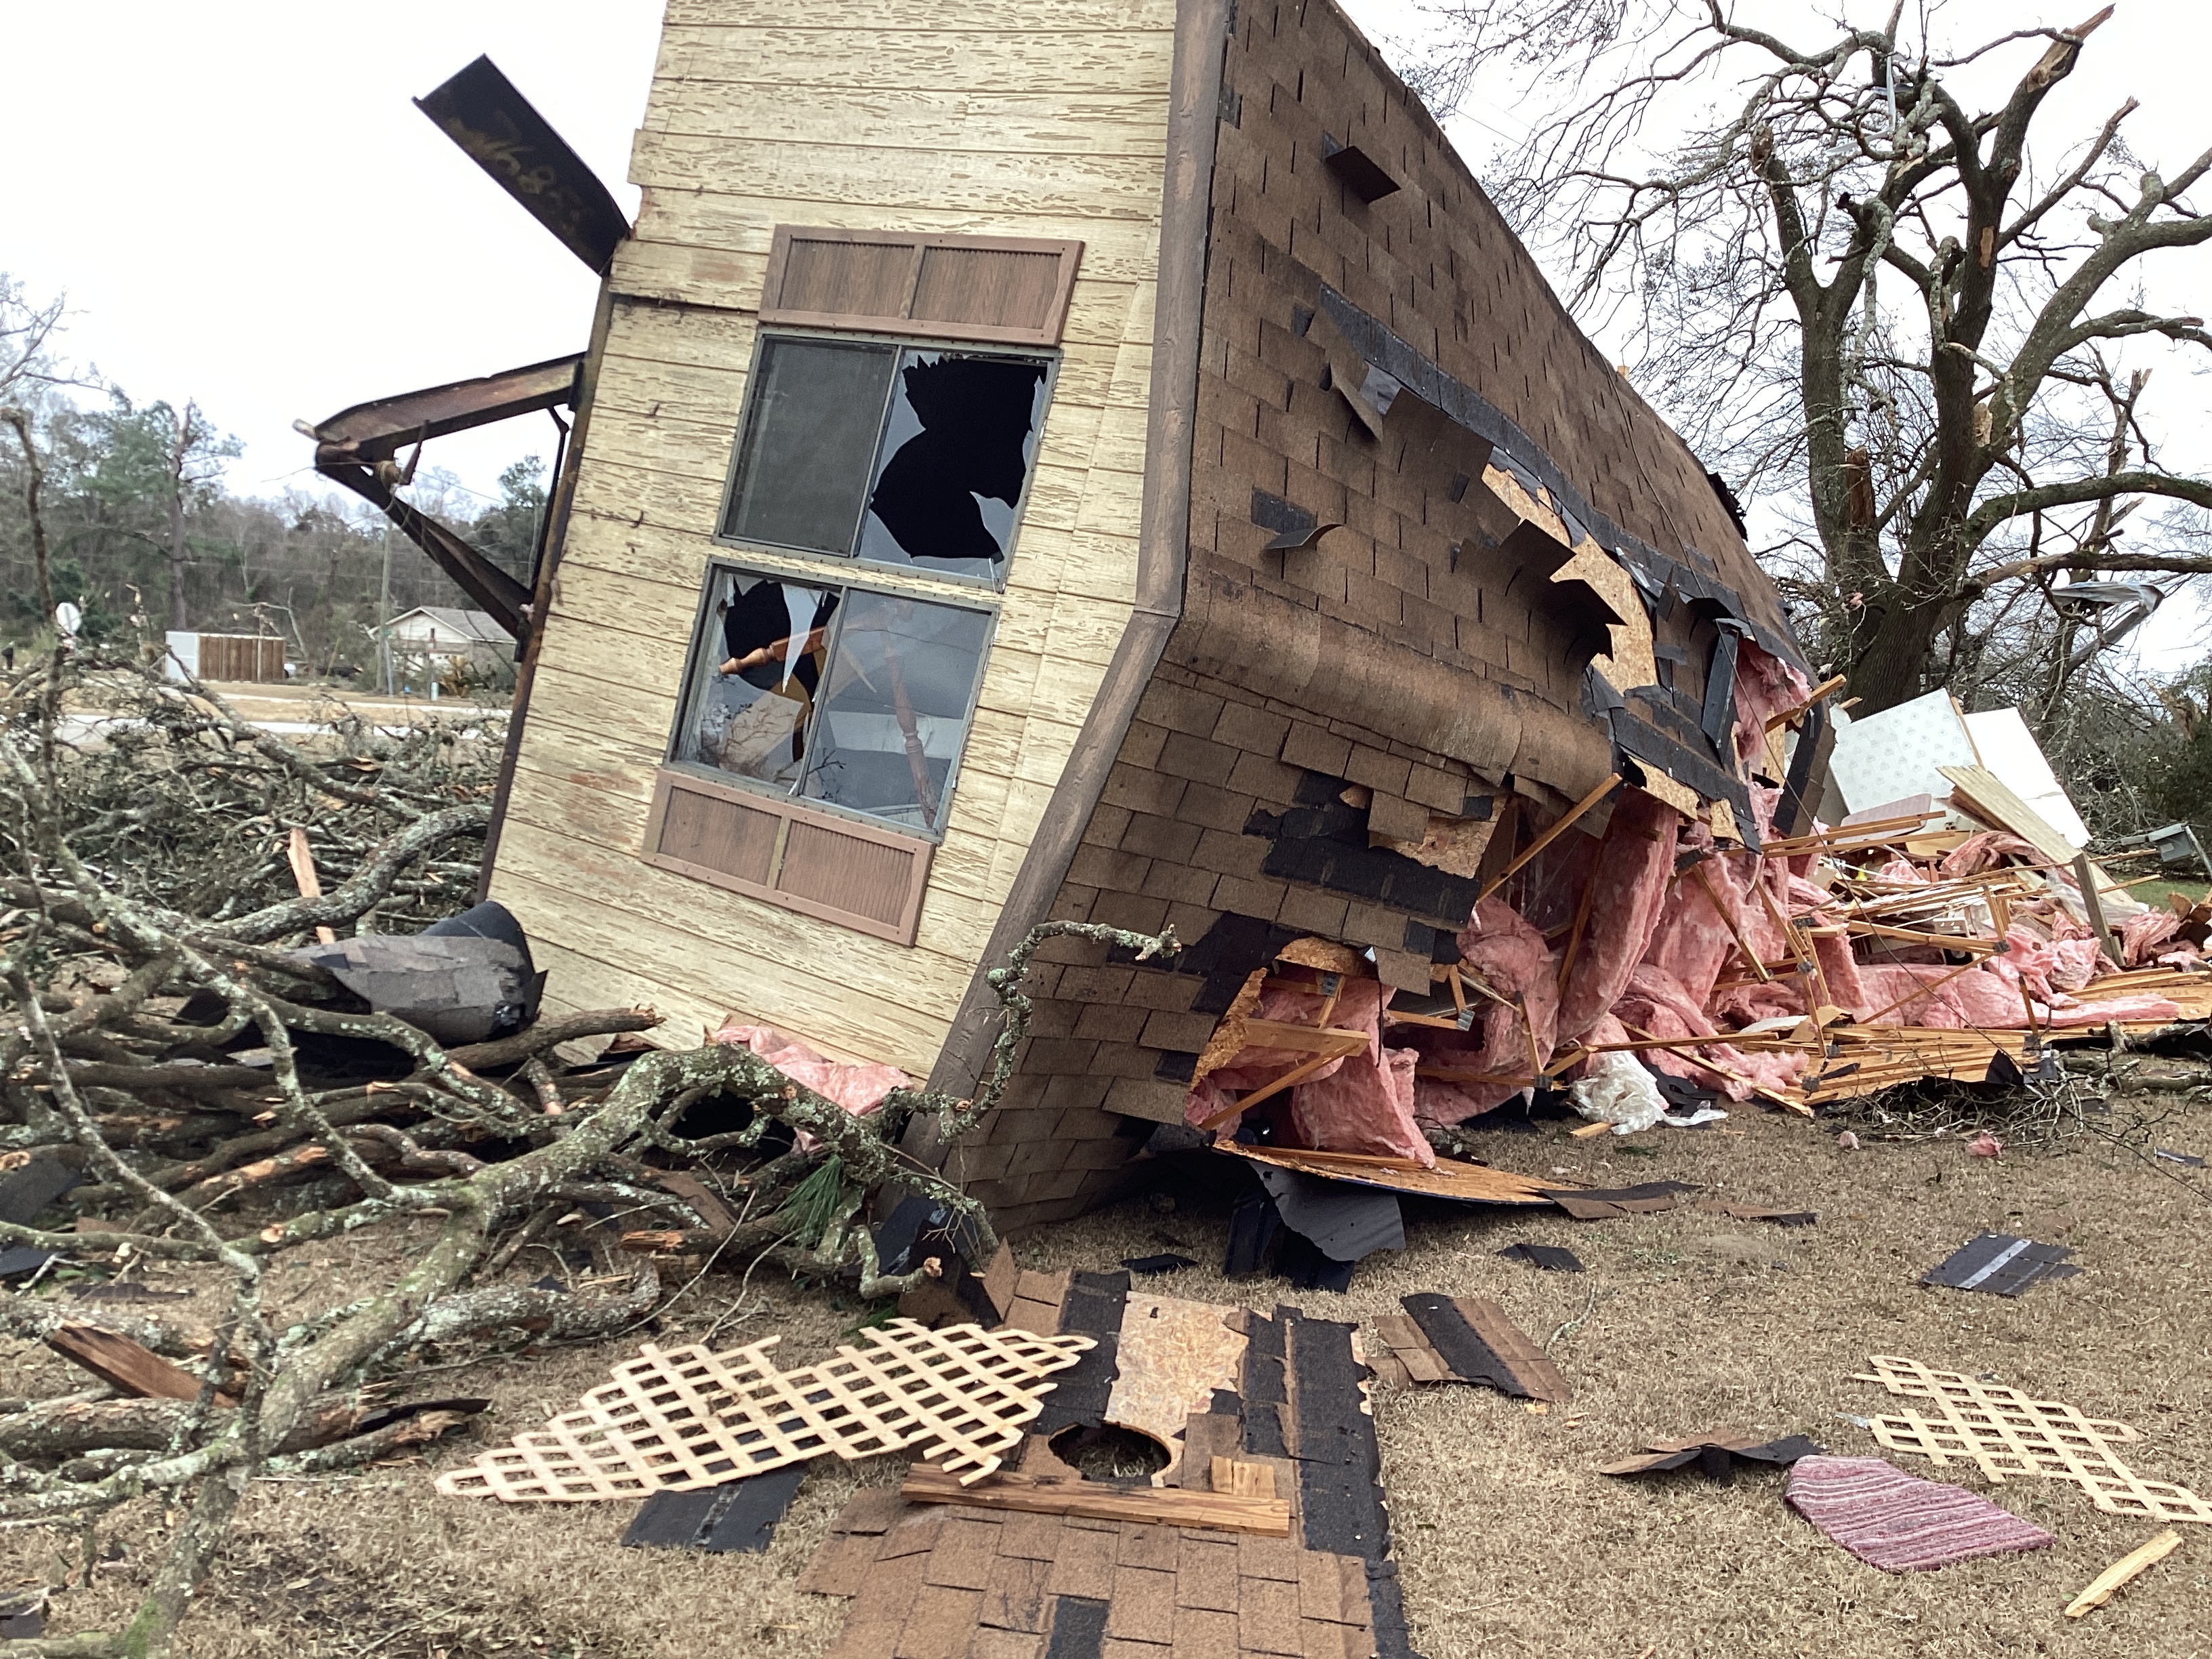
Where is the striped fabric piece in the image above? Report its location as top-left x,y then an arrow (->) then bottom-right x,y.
1786,1456 -> 2055,1572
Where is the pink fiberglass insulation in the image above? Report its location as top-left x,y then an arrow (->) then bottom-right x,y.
1610,963 -> 1807,1098
1938,831 -> 2043,879
1287,977 -> 1433,1166
1406,898 -> 1558,1127
1640,845 -> 1748,1010
1180,980 -> 1358,1133
1853,960 -> 2184,1029
1557,787 -> 1680,1042
2119,907 -> 2185,966
710,1023 -> 909,1116
1727,644 -> 1811,836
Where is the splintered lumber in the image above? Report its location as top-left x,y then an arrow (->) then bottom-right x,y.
2064,1530 -> 2184,1617
1212,1141 -> 1560,1204
1764,674 -> 1849,731
286,826 -> 337,946
1619,1024 -> 1809,1115
1688,861 -> 1769,982
44,1322 -> 235,1406
901,1465 -> 1291,1536
1477,772 -> 1620,905
1210,1456 -> 1279,1498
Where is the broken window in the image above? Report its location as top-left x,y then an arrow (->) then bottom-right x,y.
718,334 -> 1050,587
673,566 -> 991,836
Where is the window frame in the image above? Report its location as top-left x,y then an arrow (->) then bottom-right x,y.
662,556 -> 999,848
710,325 -> 1061,595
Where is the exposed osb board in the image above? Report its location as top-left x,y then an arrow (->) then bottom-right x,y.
1103,1294 -> 1250,1484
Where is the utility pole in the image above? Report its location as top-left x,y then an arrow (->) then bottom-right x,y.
377,518 -> 394,696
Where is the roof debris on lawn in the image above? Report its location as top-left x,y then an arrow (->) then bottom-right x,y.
1597,1431 -> 1824,1481
1853,1357 -> 2212,1524
436,1321 -> 1093,1501
1784,1455 -> 2055,1572
1922,1233 -> 2081,1296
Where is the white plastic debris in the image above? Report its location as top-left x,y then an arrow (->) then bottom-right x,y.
1568,1051 -> 1670,1134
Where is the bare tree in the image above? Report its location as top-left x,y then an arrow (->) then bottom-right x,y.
1414,2 -> 2212,712
157,398 -> 236,634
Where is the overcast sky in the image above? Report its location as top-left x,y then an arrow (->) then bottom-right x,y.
5,0 -> 2206,659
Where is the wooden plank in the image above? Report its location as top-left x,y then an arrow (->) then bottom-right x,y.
646,84 -> 1170,161
629,132 -> 1166,223
1237,1021 -> 1372,1056
899,1465 -> 1290,1536
660,0 -> 1178,28
655,27 -> 1175,97
488,833 -> 967,1071
1211,1142 -> 1558,1206
620,201 -> 1166,288
1938,764 -> 2078,870
45,1323 -> 233,1406
2065,1529 -> 2184,1617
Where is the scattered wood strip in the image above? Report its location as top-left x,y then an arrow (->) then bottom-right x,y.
1212,1141 -> 1559,1205
1373,1294 -> 1572,1404
43,1322 -> 235,1406
899,1465 -> 1292,1535
2065,1529 -> 2184,1618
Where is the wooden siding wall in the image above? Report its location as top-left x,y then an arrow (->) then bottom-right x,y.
487,0 -> 1179,1071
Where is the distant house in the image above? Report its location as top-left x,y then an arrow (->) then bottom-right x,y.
383,607 -> 515,694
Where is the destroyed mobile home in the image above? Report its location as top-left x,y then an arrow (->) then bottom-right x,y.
313,0 -> 2209,1208
3,0 -> 2209,1652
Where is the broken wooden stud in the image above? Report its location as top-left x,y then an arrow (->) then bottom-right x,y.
2064,1529 -> 2183,1618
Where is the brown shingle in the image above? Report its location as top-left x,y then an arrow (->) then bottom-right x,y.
1172,781 -> 1258,833
1296,1553 -> 1348,1624
1141,1008 -> 1219,1052
979,1553 -> 1050,1633
897,1586 -> 986,1659
1157,731 -> 1242,785
1135,682 -> 1228,739
1212,699 -> 1293,757
1343,745 -> 1412,797
1174,1538 -> 1242,1612
1237,1576 -> 1305,1656
1235,1534 -> 1305,1582
1210,874 -> 1288,921
1105,1568 -> 1179,1644
1275,887 -> 1350,937
1044,1523 -> 1119,1599
1280,722 -> 1353,776
1168,1606 -> 1240,1659
1365,791 -> 1428,842
798,1532 -> 880,1598
1122,813 -> 1206,863
1404,762 -> 1463,813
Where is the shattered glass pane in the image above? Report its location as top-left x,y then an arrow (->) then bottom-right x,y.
856,350 -> 1049,583
682,571 -> 839,790
722,337 -> 894,554
800,590 -> 991,832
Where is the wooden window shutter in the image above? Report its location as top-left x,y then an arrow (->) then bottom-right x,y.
641,770 -> 935,945
760,227 -> 1082,347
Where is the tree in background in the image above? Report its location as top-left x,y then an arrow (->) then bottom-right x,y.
1414,3 -> 2212,718
468,455 -> 548,583
1,274 -> 542,682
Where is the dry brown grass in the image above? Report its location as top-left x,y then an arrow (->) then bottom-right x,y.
5,1088 -> 2207,1658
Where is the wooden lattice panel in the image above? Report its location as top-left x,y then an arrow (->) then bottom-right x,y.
1853,1355 -> 2212,1525
436,1321 -> 1090,1503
